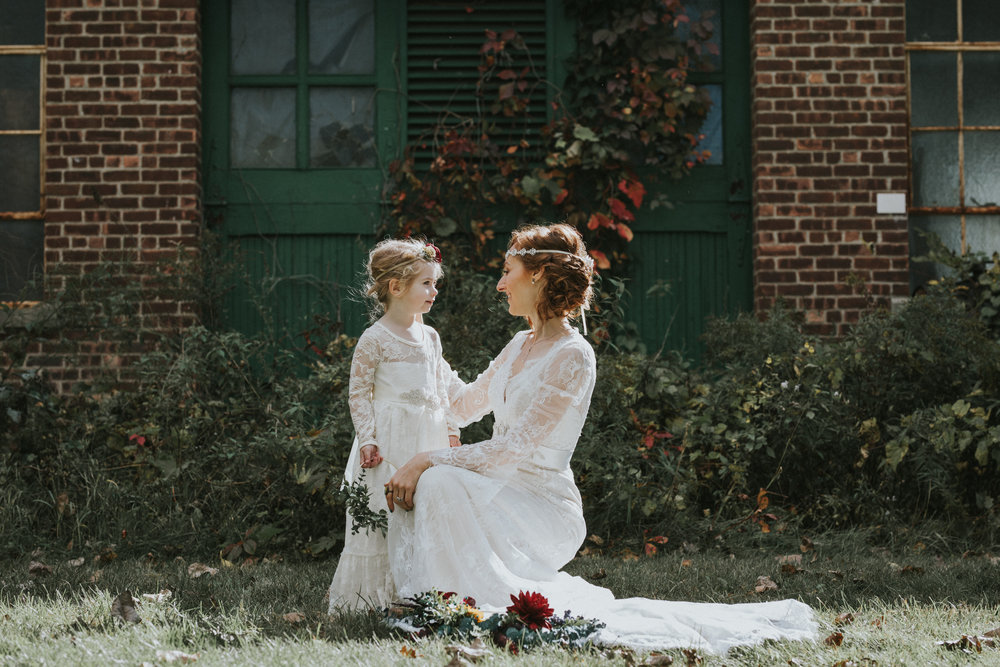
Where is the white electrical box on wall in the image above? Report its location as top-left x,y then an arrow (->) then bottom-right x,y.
876,193 -> 907,214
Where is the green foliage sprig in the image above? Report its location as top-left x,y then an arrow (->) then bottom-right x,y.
337,469 -> 389,537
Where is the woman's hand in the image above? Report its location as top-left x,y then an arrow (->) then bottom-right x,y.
384,451 -> 432,512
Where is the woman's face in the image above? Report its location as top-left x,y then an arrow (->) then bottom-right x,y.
497,255 -> 538,318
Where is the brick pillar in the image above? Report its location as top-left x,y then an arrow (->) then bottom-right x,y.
750,0 -> 909,336
39,0 -> 202,391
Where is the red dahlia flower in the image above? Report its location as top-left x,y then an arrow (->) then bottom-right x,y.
507,591 -> 554,630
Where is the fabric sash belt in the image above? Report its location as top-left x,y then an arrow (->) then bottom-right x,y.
530,445 -> 573,470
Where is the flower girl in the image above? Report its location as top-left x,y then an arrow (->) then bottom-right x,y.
327,238 -> 460,610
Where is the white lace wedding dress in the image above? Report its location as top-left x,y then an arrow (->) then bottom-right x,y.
328,321 -> 457,610
389,329 -> 818,653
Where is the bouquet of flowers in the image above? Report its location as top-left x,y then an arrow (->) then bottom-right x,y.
386,589 -> 604,653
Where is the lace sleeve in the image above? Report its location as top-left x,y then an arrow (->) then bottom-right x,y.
428,328 -> 461,437
428,341 -> 595,472
348,328 -> 381,449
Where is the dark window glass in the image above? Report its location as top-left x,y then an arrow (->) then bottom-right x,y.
963,52 -> 1000,126
909,52 -> 957,128
230,88 -> 297,168
963,0 -> 1000,42
0,135 -> 40,212
309,87 -> 376,167
309,0 -> 375,74
0,221 -> 43,301
231,0 -> 296,75
910,131 -> 959,207
0,54 -> 41,131
906,0 -> 957,42
0,0 -> 45,45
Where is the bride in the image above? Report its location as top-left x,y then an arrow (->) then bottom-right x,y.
382,223 -> 817,653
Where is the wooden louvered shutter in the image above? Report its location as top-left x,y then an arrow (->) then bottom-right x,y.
405,1 -> 553,164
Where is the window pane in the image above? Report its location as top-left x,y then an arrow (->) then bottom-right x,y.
310,87 -> 376,167
911,131 -> 959,206
0,221 -> 43,301
905,0 -> 957,42
309,0 -> 375,75
231,88 -> 296,168
0,0 -> 45,45
963,53 -> 1000,127
965,131 -> 1000,207
675,0 -> 721,71
909,52 -> 956,128
0,55 -> 41,131
963,0 -> 1000,42
909,214 -> 961,291
695,84 -> 723,165
231,0 -> 296,75
966,216 -> 1000,256
0,135 -> 40,212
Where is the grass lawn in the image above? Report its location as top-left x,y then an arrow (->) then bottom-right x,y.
2,528 -> 998,665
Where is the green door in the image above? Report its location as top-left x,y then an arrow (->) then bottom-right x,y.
628,0 -> 751,358
202,0 -> 402,339
203,0 -> 749,356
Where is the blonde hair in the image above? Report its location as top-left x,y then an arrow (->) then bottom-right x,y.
363,238 -> 443,318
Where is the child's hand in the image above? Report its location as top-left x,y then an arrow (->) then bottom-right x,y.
360,444 -> 383,468
448,435 -> 461,448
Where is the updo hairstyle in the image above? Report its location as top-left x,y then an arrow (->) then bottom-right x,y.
507,223 -> 594,323
364,237 -> 443,318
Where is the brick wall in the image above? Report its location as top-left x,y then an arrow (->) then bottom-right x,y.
750,0 -> 910,336
29,0 -> 202,392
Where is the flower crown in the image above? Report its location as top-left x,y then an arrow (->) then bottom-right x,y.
420,243 -> 442,263
506,247 -> 594,270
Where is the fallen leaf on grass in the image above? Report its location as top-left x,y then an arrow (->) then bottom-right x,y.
777,554 -> 802,566
588,534 -> 604,546
588,568 -> 607,580
111,590 -> 141,624
681,648 -> 702,665
871,615 -> 884,629
780,563 -> 803,575
66,557 -> 85,568
399,645 -> 419,658
28,561 -> 52,577
754,576 -> 778,593
445,638 -> 489,663
800,536 -> 814,552
834,612 -> 855,626
282,612 -> 306,623
155,649 -> 199,663
824,631 -> 844,647
681,559 -> 693,567
936,634 -> 998,652
142,589 -> 172,603
984,627 -> 1000,637
187,563 -> 218,578
640,651 -> 674,665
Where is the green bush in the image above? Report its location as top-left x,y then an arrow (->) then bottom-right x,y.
5,259 -> 1000,558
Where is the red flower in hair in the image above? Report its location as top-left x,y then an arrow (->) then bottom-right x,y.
507,591 -> 554,630
423,243 -> 442,263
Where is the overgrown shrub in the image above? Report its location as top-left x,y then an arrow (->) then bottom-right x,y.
5,258 -> 1000,559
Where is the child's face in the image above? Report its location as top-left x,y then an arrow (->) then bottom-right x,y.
394,261 -> 439,316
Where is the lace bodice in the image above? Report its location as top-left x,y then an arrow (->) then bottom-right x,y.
348,321 -> 457,451
428,330 -> 596,473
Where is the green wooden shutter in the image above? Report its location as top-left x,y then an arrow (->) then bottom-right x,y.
405,1 -> 552,165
